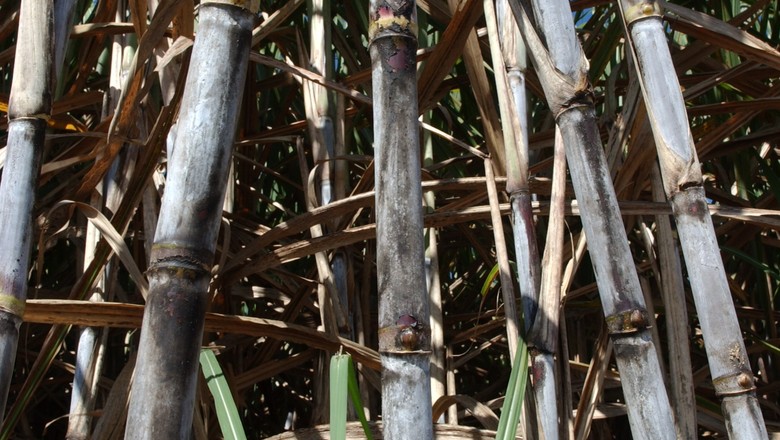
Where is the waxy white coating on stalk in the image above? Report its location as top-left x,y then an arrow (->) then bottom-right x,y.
672,192 -> 768,439
0,124 -> 43,317
651,167 -> 697,440
8,3 -> 54,119
483,0 -> 530,370
151,9 -> 251,261
0,122 -> 44,318
53,0 -> 77,84
622,2 -> 768,436
125,4 -> 254,439
628,18 -> 701,195
528,0 -> 579,79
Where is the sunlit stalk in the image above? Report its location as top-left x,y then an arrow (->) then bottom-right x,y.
508,1 -> 676,437
369,1 -> 433,438
618,1 -> 768,437
0,1 -> 54,422
124,2 -> 256,437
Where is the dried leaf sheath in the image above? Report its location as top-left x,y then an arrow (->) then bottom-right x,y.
0,1 -> 53,420
124,3 -> 255,438
369,1 -> 433,439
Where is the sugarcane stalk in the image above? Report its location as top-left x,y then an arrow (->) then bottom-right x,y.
507,1 -> 676,438
484,0 -> 529,359
618,1 -> 768,437
303,4 -> 346,326
489,3 -> 550,435
369,1 -> 433,438
0,0 -> 54,422
651,164 -> 697,439
493,2 -> 541,331
124,2 -> 256,438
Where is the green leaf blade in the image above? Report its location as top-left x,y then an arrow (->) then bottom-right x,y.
200,349 -> 247,440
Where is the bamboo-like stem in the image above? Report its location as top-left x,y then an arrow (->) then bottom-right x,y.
369,1 -> 432,438
485,0 -> 539,338
493,2 -> 541,329
491,3 -> 547,435
305,2 -> 345,422
651,165 -> 697,439
307,0 -> 335,207
124,3 -> 255,438
305,0 -> 348,331
0,0 -> 53,422
508,1 -> 676,438
0,102 -> 176,439
618,2 -> 768,437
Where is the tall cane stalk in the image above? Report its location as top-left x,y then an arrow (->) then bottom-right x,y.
0,1 -> 54,422
369,1 -> 433,439
124,2 -> 256,438
507,0 -> 677,437
618,1 -> 769,437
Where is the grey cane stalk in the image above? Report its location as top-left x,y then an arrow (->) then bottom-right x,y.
484,0 -> 530,358
493,2 -> 540,331
492,4 -> 552,435
0,0 -> 54,422
369,1 -> 433,439
618,1 -> 769,437
651,164 -> 697,439
124,2 -> 256,438
507,0 -> 676,438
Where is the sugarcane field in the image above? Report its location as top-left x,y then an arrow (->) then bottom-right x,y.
0,0 -> 779,438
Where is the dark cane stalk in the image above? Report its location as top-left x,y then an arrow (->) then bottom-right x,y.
124,2 -> 256,438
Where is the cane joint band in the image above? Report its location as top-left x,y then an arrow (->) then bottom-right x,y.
0,294 -> 26,318
713,370 -> 756,397
202,0 -> 260,13
623,1 -> 662,24
554,85 -> 596,120
368,17 -> 417,45
605,309 -> 651,334
147,255 -> 211,277
10,114 -> 51,122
